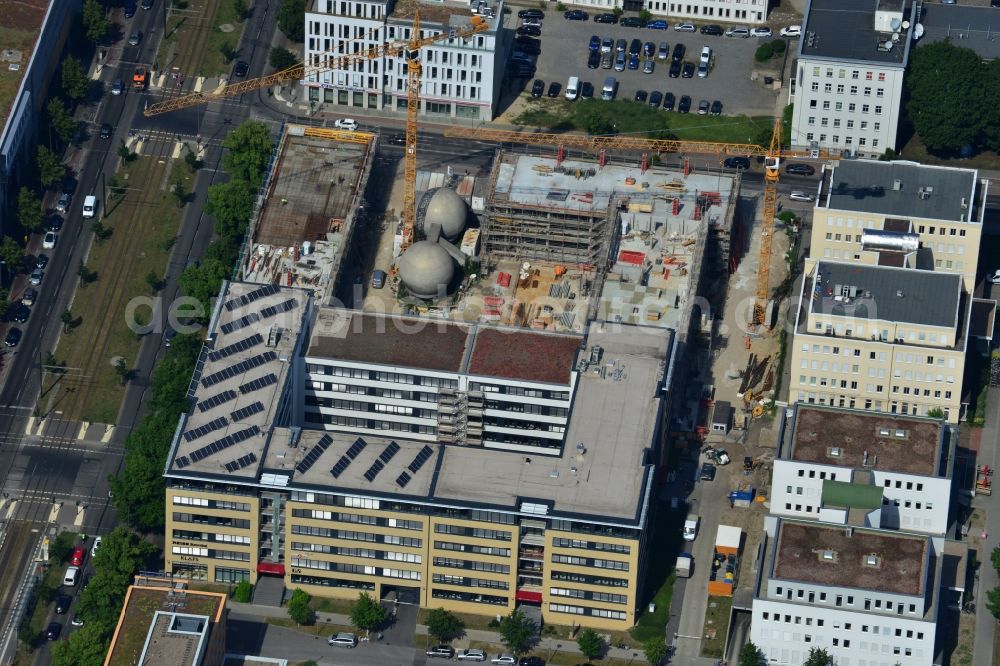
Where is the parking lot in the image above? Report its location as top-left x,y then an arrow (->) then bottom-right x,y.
504,13 -> 785,118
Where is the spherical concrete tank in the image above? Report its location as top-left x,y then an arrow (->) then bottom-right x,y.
398,241 -> 455,299
425,188 -> 467,241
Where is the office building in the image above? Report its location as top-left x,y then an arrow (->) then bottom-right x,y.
789,261 -> 970,422
790,0 -> 915,158
771,404 -> 954,535
751,517 -> 965,665
164,281 -> 677,631
807,160 -> 988,292
302,0 -> 505,121
642,0 -> 767,23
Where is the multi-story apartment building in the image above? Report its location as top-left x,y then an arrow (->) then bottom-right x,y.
771,404 -> 954,536
789,260 -> 969,422
807,160 -> 987,292
641,0 -> 767,23
164,282 -> 677,631
303,0 -> 504,121
790,0 -> 915,158
751,517 -> 957,666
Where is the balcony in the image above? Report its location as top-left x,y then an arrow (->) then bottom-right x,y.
519,547 -> 545,560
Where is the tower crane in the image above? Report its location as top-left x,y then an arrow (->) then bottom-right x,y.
443,122 -> 824,329
144,11 -> 490,254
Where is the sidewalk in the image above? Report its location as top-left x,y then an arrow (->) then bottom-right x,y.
226,600 -> 652,662
973,390 -> 1000,666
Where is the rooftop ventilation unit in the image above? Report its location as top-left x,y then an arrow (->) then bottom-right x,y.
821,550 -> 836,560
892,179 -> 902,191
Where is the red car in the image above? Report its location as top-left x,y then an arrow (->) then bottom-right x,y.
70,547 -> 85,566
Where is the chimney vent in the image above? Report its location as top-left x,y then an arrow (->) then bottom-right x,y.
892,179 -> 902,191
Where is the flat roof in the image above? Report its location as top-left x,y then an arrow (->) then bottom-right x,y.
433,323 -> 670,521
468,328 -> 581,384
811,261 -> 962,329
308,309 -> 472,373
389,0 -> 502,31
167,282 -> 310,479
139,612 -> 209,666
917,4 -> 1000,62
800,0 -> 912,65
824,160 -> 979,223
788,405 -> 944,476
105,584 -> 226,666
772,520 -> 928,596
0,0 -> 47,131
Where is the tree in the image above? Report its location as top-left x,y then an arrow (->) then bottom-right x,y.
107,175 -> 126,200
992,545 -> 1000,574
61,309 -> 73,333
114,358 -> 131,385
92,221 -> 113,242
61,56 -> 89,101
37,146 -> 65,189
277,0 -> 307,42
576,628 -> 602,660
82,0 -> 110,43
220,42 -> 237,64
0,236 -> 25,274
905,41 -> 989,155
425,608 -> 464,643
232,0 -> 248,20
0,288 -> 10,318
145,271 -> 162,293
17,187 -> 43,233
497,609 -> 535,656
287,588 -> 314,625
638,9 -> 651,24
51,622 -> 110,666
575,101 -> 615,135
118,141 -> 138,164
178,259 -> 231,314
171,180 -> 188,207
269,46 -> 299,72
233,580 -> 253,602
221,121 -> 274,187
206,181 -> 254,237
643,636 -> 667,665
47,99 -> 76,145
803,647 -> 835,666
740,641 -> 763,666
184,150 -> 202,171
75,528 -> 155,628
78,263 -> 98,285
348,592 -> 386,634
754,42 -> 774,62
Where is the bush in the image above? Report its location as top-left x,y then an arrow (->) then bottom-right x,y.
233,581 -> 253,602
287,588 -> 313,625
770,39 -> 786,55
754,43 -> 774,62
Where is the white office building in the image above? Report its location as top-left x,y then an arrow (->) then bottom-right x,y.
751,517 -> 963,666
771,404 -> 955,536
642,0 -> 767,24
303,0 -> 505,121
790,0 -> 916,158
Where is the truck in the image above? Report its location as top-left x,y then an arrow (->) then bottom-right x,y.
683,514 -> 699,541
133,65 -> 148,90
675,553 -> 692,578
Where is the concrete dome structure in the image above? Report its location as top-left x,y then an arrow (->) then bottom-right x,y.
398,240 -> 455,299
425,188 -> 467,240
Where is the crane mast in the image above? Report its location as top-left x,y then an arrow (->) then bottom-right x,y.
401,11 -> 422,253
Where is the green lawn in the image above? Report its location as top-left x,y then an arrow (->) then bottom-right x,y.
266,617 -> 355,637
630,505 -> 686,643
310,596 -> 355,615
701,596 -> 733,659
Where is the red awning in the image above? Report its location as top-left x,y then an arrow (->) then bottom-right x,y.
257,562 -> 286,576
515,589 -> 543,603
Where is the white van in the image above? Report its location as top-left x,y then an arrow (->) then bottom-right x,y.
63,566 -> 80,586
700,46 -> 711,64
565,76 -> 579,101
82,195 -> 97,218
683,514 -> 699,541
601,76 -> 617,101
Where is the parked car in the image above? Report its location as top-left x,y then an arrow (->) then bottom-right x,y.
989,270 -> 1000,284
564,9 -> 588,20
35,254 -> 48,270
328,632 -> 357,648
668,60 -> 681,77
43,232 -> 57,249
334,118 -> 358,131
700,24 -> 723,35
663,91 -> 676,111
785,163 -> 815,176
588,35 -> 601,51
674,22 -> 696,32
140,0 -> 153,9
621,16 -> 644,27
646,19 -> 668,30
580,81 -> 594,98
750,27 -> 772,37
518,9 -> 543,18
600,37 -> 613,53
642,41 -> 655,58
587,51 -> 600,68
46,215 -> 63,232
234,60 -> 250,77
12,305 -> 30,324
100,123 -> 112,139
657,41 -> 669,59
700,463 -> 717,481
678,95 -> 691,113
458,649 -> 487,661
5,328 -> 21,348
724,156 -> 751,169
521,16 -> 541,27
21,288 -> 37,307
698,62 -> 708,78
70,547 -> 85,566
615,38 -> 627,52
710,100 -> 722,115
56,191 -> 71,212
71,615 -> 84,627
91,536 -> 103,557
681,62 -> 695,78
643,59 -> 655,74
30,269 -> 43,286
128,30 -> 141,45
55,594 -> 72,614
671,43 -> 685,62
46,622 -> 62,641
789,191 -> 815,202
124,2 -> 137,18
698,99 -> 710,114
518,658 -> 546,666
593,13 -> 617,24
725,26 -> 750,38
634,90 -> 647,103
111,78 -> 125,95
530,79 -> 545,97
628,38 -> 642,56
546,81 -> 561,97
628,54 -> 640,70
427,645 -> 457,659
780,25 -> 802,37
649,90 -> 663,107
614,52 -> 626,71
600,52 -> 612,69
516,25 -> 541,37
492,657 -> 517,665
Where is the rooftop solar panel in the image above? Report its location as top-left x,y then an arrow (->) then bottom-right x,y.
197,390 -> 238,413
396,471 -> 411,488
346,437 -> 367,460
220,312 -> 260,335
201,351 -> 277,388
407,445 -> 434,473
379,441 -> 401,464
260,298 -> 297,319
175,456 -> 191,469
224,285 -> 280,311
295,435 -> 334,475
239,373 -> 278,394
183,416 -> 229,442
224,452 -> 258,472
189,425 -> 261,463
363,459 -> 385,482
208,333 -> 263,362
231,401 -> 265,422
330,457 -> 351,478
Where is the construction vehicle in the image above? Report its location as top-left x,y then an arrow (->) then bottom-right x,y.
142,11 -> 490,256
133,65 -> 148,90
442,122 -> 826,330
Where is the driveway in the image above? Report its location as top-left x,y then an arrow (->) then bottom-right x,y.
504,13 -> 783,116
